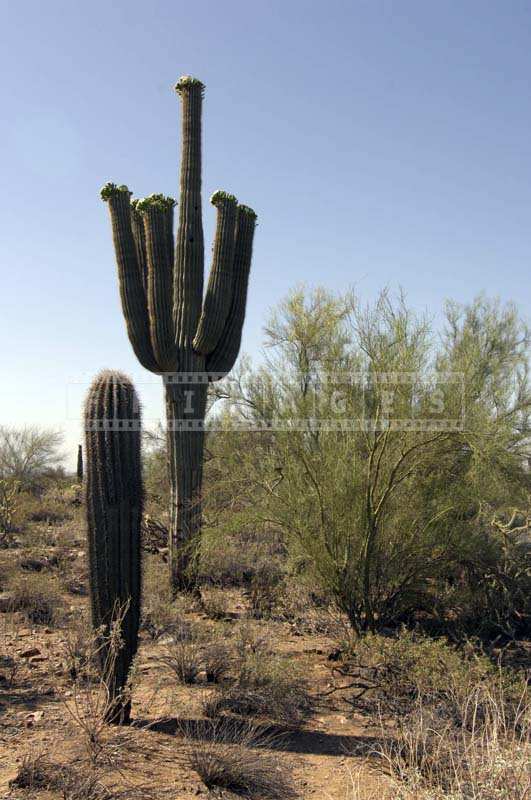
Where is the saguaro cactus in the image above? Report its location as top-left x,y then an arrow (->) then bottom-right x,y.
84,370 -> 142,723
76,444 -> 83,483
101,76 -> 257,593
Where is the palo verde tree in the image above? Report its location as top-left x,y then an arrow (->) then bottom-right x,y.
101,76 -> 257,593
211,288 -> 530,634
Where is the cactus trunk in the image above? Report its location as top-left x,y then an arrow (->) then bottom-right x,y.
84,370 -> 142,724
101,75 -> 256,594
76,444 -> 83,483
165,380 -> 207,590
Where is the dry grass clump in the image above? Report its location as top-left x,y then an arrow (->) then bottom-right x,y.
200,585 -> 232,619
9,752 -> 57,791
7,571 -> 62,625
233,618 -> 272,660
157,625 -> 234,686
204,650 -> 312,727
375,679 -> 530,800
202,640 -> 234,683
9,753 -> 110,798
157,636 -> 204,684
184,720 -> 297,799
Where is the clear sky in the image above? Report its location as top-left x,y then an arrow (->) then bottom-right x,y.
1,0 -> 530,469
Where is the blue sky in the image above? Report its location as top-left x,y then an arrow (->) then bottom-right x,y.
1,0 -> 530,468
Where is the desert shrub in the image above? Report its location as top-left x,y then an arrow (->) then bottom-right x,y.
205,650 -> 312,727
439,520 -> 531,642
184,720 -> 297,799
209,289 -> 530,636
200,585 -> 232,620
332,630 -> 524,724
7,572 -> 62,625
246,561 -> 284,619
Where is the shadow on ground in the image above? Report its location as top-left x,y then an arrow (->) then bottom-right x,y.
134,715 -> 380,757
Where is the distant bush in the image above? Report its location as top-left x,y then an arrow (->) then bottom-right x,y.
0,426 -> 64,490
7,572 -> 62,625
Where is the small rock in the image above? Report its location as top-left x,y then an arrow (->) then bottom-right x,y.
30,655 -> 48,663
19,647 -> 41,659
19,556 -> 48,571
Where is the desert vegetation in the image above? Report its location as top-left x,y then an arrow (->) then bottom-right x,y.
2,280 -> 528,798
1,77 -> 529,800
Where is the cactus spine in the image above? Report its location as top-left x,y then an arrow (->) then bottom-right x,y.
84,370 -> 142,723
76,444 -> 83,483
101,76 -> 257,593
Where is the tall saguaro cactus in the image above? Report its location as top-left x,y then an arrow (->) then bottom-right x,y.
101,76 -> 257,593
84,370 -> 142,723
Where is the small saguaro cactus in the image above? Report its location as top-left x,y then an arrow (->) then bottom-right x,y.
101,76 -> 257,593
76,444 -> 83,483
84,370 -> 142,724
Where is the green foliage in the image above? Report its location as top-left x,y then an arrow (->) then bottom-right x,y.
206,287 -> 530,636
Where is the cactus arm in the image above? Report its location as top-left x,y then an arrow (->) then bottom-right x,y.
101,184 -> 160,373
173,77 -> 205,350
130,201 -> 148,290
84,370 -> 142,724
206,205 -> 257,378
193,191 -> 238,355
137,195 -> 177,372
